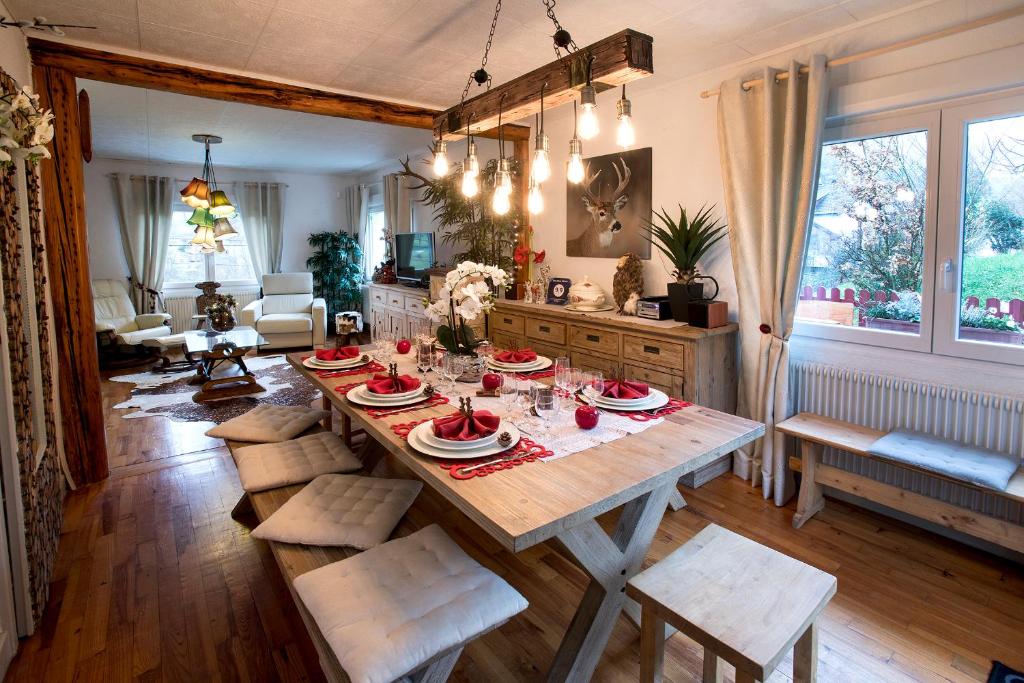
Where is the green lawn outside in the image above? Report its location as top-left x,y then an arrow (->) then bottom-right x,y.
962,252 -> 1024,303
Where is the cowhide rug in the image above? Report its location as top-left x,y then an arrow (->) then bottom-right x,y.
111,354 -> 321,423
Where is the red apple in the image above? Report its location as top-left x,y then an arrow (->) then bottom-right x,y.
575,405 -> 599,430
396,338 -> 411,354
482,373 -> 502,391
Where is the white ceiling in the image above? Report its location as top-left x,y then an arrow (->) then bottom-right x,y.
8,0 -> 926,108
81,79 -> 433,173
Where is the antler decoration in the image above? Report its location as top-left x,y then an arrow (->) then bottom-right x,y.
388,362 -> 399,380
458,396 -> 475,418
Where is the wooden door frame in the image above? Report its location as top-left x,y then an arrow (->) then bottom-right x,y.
28,39 -> 531,484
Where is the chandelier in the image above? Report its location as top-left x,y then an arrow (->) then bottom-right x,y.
180,134 -> 237,253
430,0 -> 645,217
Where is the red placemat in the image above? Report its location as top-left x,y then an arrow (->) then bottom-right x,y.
390,416 -> 555,479
311,360 -> 386,378
333,381 -> 450,418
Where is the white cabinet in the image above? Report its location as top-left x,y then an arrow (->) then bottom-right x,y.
368,283 -> 433,341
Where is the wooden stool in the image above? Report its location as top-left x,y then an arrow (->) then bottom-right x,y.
626,524 -> 836,683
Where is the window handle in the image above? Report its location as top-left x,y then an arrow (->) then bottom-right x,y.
942,258 -> 955,292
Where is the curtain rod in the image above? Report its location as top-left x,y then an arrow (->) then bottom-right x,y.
699,5 -> 1024,99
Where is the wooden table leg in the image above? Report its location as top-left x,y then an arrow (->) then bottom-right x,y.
230,493 -> 253,520
668,489 -> 686,511
702,649 -> 723,683
735,671 -> 758,683
639,604 -> 665,683
321,392 -> 333,431
793,621 -> 818,683
793,441 -> 825,528
547,482 -> 675,682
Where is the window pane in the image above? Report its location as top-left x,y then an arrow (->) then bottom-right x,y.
164,209 -> 206,284
958,114 -> 1024,347
214,216 -> 255,282
799,130 -> 928,336
366,210 -> 387,278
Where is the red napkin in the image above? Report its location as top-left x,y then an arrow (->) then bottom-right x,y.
602,380 -> 650,399
494,348 -> 537,364
316,346 -> 360,362
432,410 -> 501,441
365,373 -> 421,395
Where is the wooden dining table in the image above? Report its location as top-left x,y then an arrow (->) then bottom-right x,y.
286,351 -> 764,682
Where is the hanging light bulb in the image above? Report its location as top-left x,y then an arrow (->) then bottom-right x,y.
578,85 -> 599,140
492,188 -> 511,215
528,178 -> 544,215
432,138 -> 449,176
616,84 -> 635,148
465,139 -> 480,177
532,87 -> 551,183
496,158 -> 513,195
461,169 -> 479,197
567,137 -> 584,184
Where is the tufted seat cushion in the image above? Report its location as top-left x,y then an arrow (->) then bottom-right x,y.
206,404 -> 328,444
232,432 -> 361,492
293,524 -> 529,683
257,313 -> 313,334
868,429 -> 1019,491
252,474 -> 422,548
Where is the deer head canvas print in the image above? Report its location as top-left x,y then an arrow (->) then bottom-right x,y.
566,147 -> 652,259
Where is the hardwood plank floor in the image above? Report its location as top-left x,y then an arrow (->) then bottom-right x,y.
7,371 -> 1023,682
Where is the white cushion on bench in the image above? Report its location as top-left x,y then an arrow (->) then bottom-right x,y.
868,429 -> 1019,492
293,524 -> 528,683
234,432 -> 361,492
206,404 -> 328,443
252,474 -> 422,549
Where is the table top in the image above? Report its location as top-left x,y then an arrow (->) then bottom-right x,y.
287,350 -> 764,553
184,326 -> 266,354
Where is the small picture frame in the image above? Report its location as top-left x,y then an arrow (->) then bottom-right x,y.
546,278 -> 572,305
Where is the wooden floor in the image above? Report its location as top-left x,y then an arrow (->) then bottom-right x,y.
6,366 -> 1023,682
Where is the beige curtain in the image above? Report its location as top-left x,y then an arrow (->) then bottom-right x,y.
717,55 -> 828,505
239,182 -> 285,281
348,184 -> 372,279
383,173 -> 410,236
111,174 -> 173,312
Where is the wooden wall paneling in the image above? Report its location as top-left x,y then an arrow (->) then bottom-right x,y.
513,136 -> 530,290
32,64 -> 108,485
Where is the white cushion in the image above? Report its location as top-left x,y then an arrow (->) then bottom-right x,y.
93,278 -> 139,333
257,312 -> 313,334
233,432 -> 362,492
252,474 -> 422,548
293,524 -> 528,683
263,272 -> 313,295
264,293 -> 314,315
117,325 -> 172,345
868,429 -> 1019,491
206,404 -> 328,443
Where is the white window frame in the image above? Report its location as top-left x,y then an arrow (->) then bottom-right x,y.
794,109 -> 941,354
163,199 -> 258,291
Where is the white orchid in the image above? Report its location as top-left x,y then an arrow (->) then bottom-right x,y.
435,260 -> 510,354
9,92 -> 30,111
0,85 -> 53,166
454,296 -> 483,321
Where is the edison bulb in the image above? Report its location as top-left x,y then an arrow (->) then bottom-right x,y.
532,149 -> 551,183
465,140 -> 479,177
579,104 -> 599,140
567,154 -> 584,184
492,189 -> 511,215
432,150 -> 449,177
461,171 -> 479,198
528,183 -> 544,215
616,114 -> 635,147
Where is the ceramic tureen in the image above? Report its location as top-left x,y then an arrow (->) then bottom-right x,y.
567,276 -> 608,309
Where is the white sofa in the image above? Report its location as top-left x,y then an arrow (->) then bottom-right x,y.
241,273 -> 326,349
92,278 -> 171,346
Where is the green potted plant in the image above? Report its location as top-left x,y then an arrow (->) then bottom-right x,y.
641,204 -> 727,322
306,230 -> 363,321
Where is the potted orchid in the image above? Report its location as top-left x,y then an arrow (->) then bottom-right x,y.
425,261 -> 508,355
0,85 -> 55,165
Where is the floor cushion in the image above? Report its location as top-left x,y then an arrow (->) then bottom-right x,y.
206,404 -> 327,443
234,432 -> 361,492
257,313 -> 313,334
252,474 -> 422,549
293,524 -> 529,683
868,429 -> 1019,491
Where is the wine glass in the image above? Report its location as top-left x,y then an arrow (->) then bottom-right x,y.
554,356 -> 572,407
431,347 -> 446,378
442,353 -> 464,389
498,371 -> 519,417
583,371 -> 604,405
534,388 -> 560,435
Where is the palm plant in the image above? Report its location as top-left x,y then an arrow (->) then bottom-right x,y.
641,204 -> 728,285
306,231 -> 363,320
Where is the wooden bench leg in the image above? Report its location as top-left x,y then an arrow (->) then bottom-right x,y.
702,649 -> 722,683
410,646 -> 463,683
230,493 -> 253,520
321,393 -> 333,431
735,671 -> 759,683
793,621 -> 818,683
668,488 -> 686,511
793,441 -> 825,528
639,604 -> 666,683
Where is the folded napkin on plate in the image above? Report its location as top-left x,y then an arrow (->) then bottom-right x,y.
365,374 -> 421,395
432,410 -> 500,441
602,380 -> 650,399
493,349 -> 537,364
316,346 -> 360,362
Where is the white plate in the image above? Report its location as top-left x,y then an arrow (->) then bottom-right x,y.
419,417 -> 506,450
486,356 -> 553,372
592,390 -> 655,406
345,384 -> 427,407
592,388 -> 670,412
360,382 -> 423,400
565,303 -> 615,313
303,355 -> 368,370
407,421 -> 521,460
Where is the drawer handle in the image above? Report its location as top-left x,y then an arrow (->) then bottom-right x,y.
539,325 -> 550,333
586,334 -> 600,343
503,318 -> 513,324
643,345 -> 660,355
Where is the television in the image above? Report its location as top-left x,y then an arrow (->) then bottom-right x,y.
394,232 -> 435,284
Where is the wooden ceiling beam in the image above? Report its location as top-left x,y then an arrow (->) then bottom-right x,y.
434,29 -> 653,140
26,39 -> 529,140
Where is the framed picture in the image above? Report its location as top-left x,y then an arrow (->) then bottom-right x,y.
566,147 -> 652,259
546,278 -> 571,305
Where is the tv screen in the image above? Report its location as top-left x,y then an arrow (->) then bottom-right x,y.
395,232 -> 434,281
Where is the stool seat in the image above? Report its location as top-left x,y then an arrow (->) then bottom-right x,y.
141,333 -> 187,348
627,524 -> 836,682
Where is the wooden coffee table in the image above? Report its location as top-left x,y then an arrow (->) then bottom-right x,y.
184,327 -> 268,403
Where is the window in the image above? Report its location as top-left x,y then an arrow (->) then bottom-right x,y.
164,201 -> 257,287
365,207 -> 387,278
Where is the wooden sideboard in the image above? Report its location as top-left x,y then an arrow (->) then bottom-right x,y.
489,300 -> 739,486
367,282 -> 430,339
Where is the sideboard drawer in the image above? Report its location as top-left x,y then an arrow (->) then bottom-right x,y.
404,295 -> 426,314
527,318 -> 566,345
570,325 -> 620,356
623,363 -> 684,398
622,334 -> 685,371
531,341 -> 568,361
492,312 -> 525,335
571,351 -> 619,378
368,287 -> 387,306
491,331 -> 526,351
387,291 -> 404,308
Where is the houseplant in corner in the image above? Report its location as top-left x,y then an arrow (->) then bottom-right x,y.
306,230 -> 363,321
641,204 -> 727,322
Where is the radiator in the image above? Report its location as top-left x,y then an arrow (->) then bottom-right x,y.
789,361 -> 1024,525
163,287 -> 261,334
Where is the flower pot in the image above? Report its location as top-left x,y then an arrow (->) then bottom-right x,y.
209,310 -> 236,333
863,317 -> 919,334
958,327 -> 1024,344
667,282 -> 705,323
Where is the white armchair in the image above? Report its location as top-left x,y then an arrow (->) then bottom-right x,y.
92,279 -> 171,346
241,273 -> 326,349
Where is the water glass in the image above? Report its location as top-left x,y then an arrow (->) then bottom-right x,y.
534,388 -> 560,435
431,348 -> 446,376
416,343 -> 433,373
442,353 -> 464,388
583,371 -> 604,404
498,372 -> 519,417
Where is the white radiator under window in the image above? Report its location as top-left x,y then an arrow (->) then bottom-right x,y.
163,288 -> 261,334
789,360 -> 1024,525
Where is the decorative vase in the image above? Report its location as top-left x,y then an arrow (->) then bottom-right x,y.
209,309 -> 236,333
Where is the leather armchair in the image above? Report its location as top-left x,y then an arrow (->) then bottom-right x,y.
241,273 -> 326,349
92,279 -> 171,346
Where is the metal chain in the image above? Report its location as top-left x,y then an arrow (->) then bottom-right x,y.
542,0 -> 578,58
460,0 -> 502,108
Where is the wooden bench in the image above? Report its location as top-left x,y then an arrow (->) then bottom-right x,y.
777,413 -> 1024,554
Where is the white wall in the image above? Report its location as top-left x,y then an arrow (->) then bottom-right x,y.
83,157 -> 355,281
0,2 -> 29,86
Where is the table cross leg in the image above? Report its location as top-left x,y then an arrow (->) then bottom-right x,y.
547,482 -> 675,682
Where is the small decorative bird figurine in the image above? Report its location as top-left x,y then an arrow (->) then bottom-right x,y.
612,252 -> 644,315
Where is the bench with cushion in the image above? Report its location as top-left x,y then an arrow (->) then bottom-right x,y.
777,413 -> 1024,554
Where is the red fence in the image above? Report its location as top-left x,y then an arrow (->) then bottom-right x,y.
799,286 -> 1024,322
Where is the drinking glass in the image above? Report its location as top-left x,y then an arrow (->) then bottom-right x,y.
416,343 -> 433,373
534,388 -> 560,435
431,347 -> 446,377
498,372 -> 519,417
554,356 -> 572,407
442,353 -> 464,389
413,319 -> 434,346
583,371 -> 604,405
